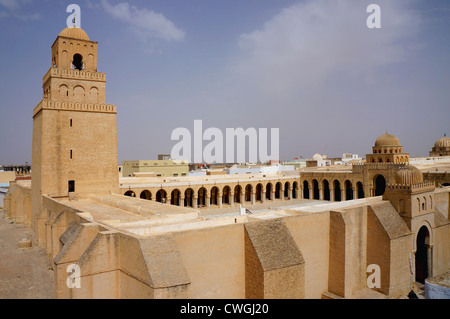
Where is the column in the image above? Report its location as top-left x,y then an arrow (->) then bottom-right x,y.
309,187 -> 313,200
180,196 -> 185,208
340,187 -> 345,201
330,188 -> 335,202
262,191 -> 266,203
193,195 -> 198,209
319,186 -> 323,200
281,188 -> 285,201
206,194 -> 211,208
219,192 -> 223,208
353,188 -> 357,200
251,192 -> 256,205
231,193 -> 235,208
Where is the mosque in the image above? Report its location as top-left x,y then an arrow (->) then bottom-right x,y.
4,26 -> 450,299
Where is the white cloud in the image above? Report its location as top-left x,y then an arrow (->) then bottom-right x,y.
100,0 -> 185,42
230,0 -> 421,98
0,0 -> 39,20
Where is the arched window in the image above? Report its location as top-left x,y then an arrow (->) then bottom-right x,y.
72,53 -> 84,71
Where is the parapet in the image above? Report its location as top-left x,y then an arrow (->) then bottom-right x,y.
43,67 -> 106,85
33,99 -> 116,117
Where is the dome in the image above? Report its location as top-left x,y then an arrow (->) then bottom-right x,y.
312,154 -> 323,161
434,134 -> 450,148
375,133 -> 401,147
395,166 -> 423,185
58,27 -> 90,41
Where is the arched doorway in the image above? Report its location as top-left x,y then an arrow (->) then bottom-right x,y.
334,180 -> 341,202
234,185 -> 242,204
303,181 -> 309,199
223,186 -> 231,205
275,182 -> 282,199
124,190 -> 136,198
313,180 -> 320,200
156,189 -> 167,203
292,182 -> 298,199
415,226 -> 431,284
345,180 -> 353,201
140,190 -> 151,200
198,187 -> 207,207
211,187 -> 219,206
284,182 -> 290,199
171,189 -> 181,206
245,185 -> 252,202
256,184 -> 263,202
266,183 -> 273,200
374,175 -> 386,197
323,180 -> 330,201
184,188 -> 194,207
357,182 -> 364,199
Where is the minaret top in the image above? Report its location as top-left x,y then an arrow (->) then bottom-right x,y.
58,27 -> 90,41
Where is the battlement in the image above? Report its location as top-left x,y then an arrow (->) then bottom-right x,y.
386,181 -> 435,193
33,99 -> 116,117
43,67 -> 106,84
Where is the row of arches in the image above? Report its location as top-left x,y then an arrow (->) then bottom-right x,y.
53,84 -> 100,104
370,157 -> 408,164
124,181 -> 300,208
302,179 -> 365,201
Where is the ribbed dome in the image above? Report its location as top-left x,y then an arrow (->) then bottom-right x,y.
375,133 -> 401,147
395,166 -> 423,185
435,134 -> 450,148
58,27 -> 90,41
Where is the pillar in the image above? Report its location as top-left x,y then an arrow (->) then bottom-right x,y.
219,193 -> 223,208
206,194 -> 211,208
340,187 -> 345,201
330,188 -> 335,202
231,193 -> 235,208
262,191 -> 266,203
180,196 -> 185,208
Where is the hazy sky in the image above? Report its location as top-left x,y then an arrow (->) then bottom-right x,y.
0,0 -> 449,165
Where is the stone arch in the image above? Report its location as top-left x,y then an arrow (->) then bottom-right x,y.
198,187 -> 207,207
334,180 -> 341,202
256,183 -> 263,202
345,180 -> 353,201
357,181 -> 364,199
303,180 -> 310,199
89,86 -> 99,104
171,189 -> 181,206
266,183 -> 273,200
275,182 -> 282,199
313,179 -> 320,200
415,225 -> 431,284
234,185 -> 242,204
210,187 -> 220,206
245,184 -> 252,202
292,181 -> 298,199
140,190 -> 151,200
322,179 -> 330,201
124,190 -> 136,197
59,84 -> 69,101
374,174 -> 386,197
184,188 -> 194,208
73,85 -> 85,103
223,186 -> 231,205
284,182 -> 290,199
156,189 -> 167,203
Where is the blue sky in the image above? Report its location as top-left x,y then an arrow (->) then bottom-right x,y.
0,0 -> 449,165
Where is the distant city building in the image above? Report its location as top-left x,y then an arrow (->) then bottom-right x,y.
122,156 -> 189,177
430,134 -> 450,157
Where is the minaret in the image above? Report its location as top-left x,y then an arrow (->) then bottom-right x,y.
31,26 -> 119,219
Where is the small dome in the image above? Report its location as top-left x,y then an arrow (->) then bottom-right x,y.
312,154 -> 323,161
375,133 -> 401,147
58,27 -> 90,41
435,134 -> 450,148
395,166 -> 423,185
